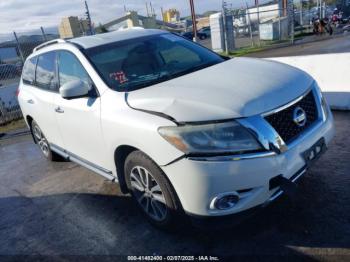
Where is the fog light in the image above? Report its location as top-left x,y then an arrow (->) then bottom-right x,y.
211,193 -> 240,210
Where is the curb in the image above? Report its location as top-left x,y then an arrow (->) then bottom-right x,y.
0,129 -> 30,140
241,32 -> 347,57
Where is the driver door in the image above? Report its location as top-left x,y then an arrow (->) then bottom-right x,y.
53,50 -> 108,170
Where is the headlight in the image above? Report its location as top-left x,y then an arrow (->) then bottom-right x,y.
314,81 -> 328,119
158,121 -> 262,154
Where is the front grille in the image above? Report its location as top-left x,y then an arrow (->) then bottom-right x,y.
265,91 -> 318,144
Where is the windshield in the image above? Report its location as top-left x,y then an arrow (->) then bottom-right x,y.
84,33 -> 225,92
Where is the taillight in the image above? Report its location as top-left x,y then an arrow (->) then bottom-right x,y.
16,88 -> 20,97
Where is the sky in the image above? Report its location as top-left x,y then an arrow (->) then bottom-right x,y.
0,0 -> 271,41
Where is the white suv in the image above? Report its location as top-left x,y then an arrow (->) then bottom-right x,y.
18,29 -> 335,228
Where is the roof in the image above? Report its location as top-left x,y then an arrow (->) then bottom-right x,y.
68,28 -> 166,49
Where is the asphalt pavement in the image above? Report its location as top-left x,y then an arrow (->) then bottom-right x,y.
0,112 -> 349,261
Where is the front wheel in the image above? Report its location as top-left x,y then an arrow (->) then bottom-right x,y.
31,120 -> 63,161
125,151 -> 183,229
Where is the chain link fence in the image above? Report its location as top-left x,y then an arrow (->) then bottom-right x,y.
200,1 -> 344,52
229,3 -> 338,49
0,28 -> 55,126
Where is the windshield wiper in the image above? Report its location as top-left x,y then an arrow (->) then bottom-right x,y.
126,74 -> 170,91
125,61 -> 219,91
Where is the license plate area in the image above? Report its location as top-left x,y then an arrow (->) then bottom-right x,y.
303,137 -> 326,166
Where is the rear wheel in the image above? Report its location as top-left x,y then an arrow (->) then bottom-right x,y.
125,151 -> 183,229
31,120 -> 63,161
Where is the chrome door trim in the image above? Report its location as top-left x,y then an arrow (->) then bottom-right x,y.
50,143 -> 116,181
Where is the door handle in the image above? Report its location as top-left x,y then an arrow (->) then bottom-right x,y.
55,106 -> 64,113
27,99 -> 34,104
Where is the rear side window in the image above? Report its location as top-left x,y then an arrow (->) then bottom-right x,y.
58,51 -> 91,88
22,57 -> 37,85
36,52 -> 57,91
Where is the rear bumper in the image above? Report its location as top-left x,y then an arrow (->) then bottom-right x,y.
161,110 -> 335,217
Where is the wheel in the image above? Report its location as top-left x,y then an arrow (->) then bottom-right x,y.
125,151 -> 183,229
31,120 -> 63,161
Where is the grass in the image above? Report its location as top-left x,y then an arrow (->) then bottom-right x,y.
220,33 -> 315,57
0,118 -> 27,134
221,46 -> 264,57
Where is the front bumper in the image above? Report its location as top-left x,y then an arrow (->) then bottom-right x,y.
161,107 -> 335,217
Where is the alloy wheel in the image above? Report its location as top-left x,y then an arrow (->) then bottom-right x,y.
130,166 -> 167,221
33,125 -> 50,157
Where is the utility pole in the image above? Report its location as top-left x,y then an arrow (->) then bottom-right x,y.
189,0 -> 198,42
146,2 -> 150,17
149,2 -> 155,16
161,7 -> 165,22
85,0 -> 93,35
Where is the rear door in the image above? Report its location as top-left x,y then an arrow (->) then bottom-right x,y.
21,52 -> 64,147
53,50 -> 108,169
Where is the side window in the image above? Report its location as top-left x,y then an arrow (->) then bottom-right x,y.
58,51 -> 91,88
22,57 -> 37,85
36,52 -> 57,91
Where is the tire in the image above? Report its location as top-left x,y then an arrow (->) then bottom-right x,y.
31,120 -> 63,161
125,150 -> 183,229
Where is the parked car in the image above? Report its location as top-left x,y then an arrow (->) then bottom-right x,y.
198,26 -> 211,38
181,31 -> 207,40
18,29 -> 334,229
0,63 -> 19,79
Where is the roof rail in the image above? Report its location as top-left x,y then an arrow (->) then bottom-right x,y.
33,39 -> 66,52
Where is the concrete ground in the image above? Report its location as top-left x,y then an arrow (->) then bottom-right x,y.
0,112 -> 349,261
246,33 -> 350,58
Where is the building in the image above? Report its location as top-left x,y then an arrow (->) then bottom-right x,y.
58,16 -> 90,39
163,9 -> 180,23
196,17 -> 210,29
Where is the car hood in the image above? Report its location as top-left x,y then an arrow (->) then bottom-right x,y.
126,57 -> 314,122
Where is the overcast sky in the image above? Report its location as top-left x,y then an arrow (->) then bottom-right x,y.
0,0 -> 271,41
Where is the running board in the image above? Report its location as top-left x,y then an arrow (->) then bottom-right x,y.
50,144 -> 117,182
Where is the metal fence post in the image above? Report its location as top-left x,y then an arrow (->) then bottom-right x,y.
291,3 -> 295,44
256,1 -> 261,47
278,8 -> 282,40
13,31 -> 25,63
222,1 -> 229,55
300,0 -> 303,26
41,27 -> 47,41
246,2 -> 254,47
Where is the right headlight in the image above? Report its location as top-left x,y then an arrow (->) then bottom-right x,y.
314,81 -> 328,119
158,121 -> 262,155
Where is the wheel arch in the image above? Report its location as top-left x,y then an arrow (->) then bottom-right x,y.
26,115 -> 36,144
114,145 -> 138,194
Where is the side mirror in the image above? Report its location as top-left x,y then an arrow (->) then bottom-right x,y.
59,80 -> 91,99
